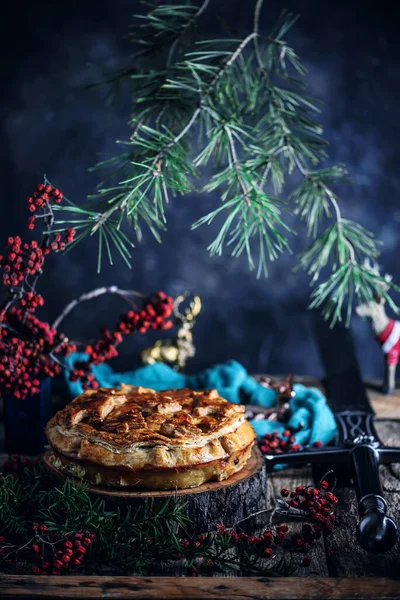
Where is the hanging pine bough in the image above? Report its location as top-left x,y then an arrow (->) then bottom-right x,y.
53,0 -> 399,326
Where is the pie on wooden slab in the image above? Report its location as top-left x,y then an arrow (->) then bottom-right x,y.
45,385 -> 255,490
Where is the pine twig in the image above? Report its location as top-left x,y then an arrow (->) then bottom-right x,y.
166,0 -> 212,68
57,0 -> 399,327
225,127 -> 251,206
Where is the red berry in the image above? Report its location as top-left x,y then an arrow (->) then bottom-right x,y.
325,492 -> 338,505
71,558 -> 81,566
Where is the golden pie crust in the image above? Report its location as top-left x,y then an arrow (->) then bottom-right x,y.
45,385 -> 255,490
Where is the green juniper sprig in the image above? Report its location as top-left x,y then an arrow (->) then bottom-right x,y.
52,0 -> 399,326
0,459 -> 300,576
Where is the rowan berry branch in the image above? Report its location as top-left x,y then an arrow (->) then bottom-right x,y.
0,183 -> 57,320
0,184 -> 177,399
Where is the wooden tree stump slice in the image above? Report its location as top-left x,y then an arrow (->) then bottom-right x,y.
42,446 -> 267,534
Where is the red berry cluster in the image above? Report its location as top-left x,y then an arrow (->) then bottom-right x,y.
31,531 -> 96,575
180,477 -> 339,575
1,183 -> 75,287
27,183 -> 63,219
69,291 -> 174,391
0,183 -> 80,399
179,522 -> 291,576
2,454 -> 38,475
259,430 -> 324,456
50,230 -> 76,252
0,529 -> 96,576
117,291 -> 174,336
216,522 -> 290,553
280,479 -> 338,564
21,292 -> 45,312
259,429 -> 302,454
0,238 -> 45,286
0,183 -> 175,400
0,306 -> 76,399
0,230 -> 76,286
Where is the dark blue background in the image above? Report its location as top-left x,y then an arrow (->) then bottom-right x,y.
1,0 -> 399,380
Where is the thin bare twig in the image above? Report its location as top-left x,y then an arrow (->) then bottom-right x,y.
322,184 -> 356,263
51,286 -> 143,330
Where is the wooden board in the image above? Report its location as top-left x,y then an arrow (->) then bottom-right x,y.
0,575 -> 399,599
42,446 -> 264,498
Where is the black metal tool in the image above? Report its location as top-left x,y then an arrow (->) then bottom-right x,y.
262,318 -> 400,554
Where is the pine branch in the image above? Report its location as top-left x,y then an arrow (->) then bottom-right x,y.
90,30 -> 260,238
251,13 -> 395,324
60,0 -> 398,326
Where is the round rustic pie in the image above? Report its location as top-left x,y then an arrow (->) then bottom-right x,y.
45,385 -> 255,490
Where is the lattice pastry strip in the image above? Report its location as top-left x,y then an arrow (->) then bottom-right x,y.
54,386 -> 248,450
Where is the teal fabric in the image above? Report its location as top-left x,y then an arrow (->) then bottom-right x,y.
64,355 -> 337,447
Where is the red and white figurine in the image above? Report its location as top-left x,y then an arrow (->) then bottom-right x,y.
356,261 -> 399,394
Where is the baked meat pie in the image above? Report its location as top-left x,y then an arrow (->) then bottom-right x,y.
45,385 -> 255,490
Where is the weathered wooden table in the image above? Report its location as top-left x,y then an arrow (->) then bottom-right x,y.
0,379 -> 400,599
